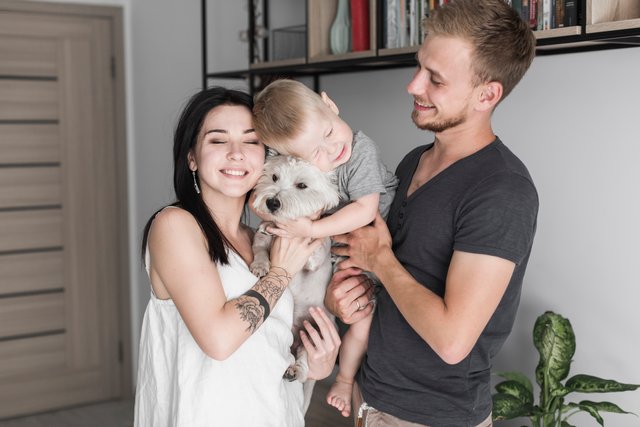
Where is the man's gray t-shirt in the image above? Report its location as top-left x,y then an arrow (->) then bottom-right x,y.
358,138 -> 538,426
332,131 -> 398,218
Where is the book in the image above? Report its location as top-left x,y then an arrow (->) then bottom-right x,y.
350,0 -> 370,51
521,0 -> 530,26
542,0 -> 551,30
555,0 -> 564,28
512,0 -> 522,16
386,0 -> 400,48
564,0 -> 577,26
529,0 -> 538,29
409,0 -> 417,46
398,0 -> 407,47
429,0 -> 437,14
537,0 -> 544,30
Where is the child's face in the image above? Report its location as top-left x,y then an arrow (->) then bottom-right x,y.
283,108 -> 353,173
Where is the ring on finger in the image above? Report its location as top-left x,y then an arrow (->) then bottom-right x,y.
355,300 -> 361,311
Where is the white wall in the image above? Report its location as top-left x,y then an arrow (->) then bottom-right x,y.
128,0 -> 202,378
494,49 -> 640,426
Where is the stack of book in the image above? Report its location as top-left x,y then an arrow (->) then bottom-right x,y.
382,0 -> 579,50
382,0 -> 443,49
508,0 -> 578,30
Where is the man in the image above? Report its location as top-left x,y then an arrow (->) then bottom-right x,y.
326,0 -> 539,426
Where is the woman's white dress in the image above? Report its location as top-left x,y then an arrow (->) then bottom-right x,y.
134,248 -> 304,427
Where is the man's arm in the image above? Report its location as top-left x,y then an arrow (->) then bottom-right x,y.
332,213 -> 515,364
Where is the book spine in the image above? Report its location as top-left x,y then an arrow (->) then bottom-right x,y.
529,0 -> 537,29
564,0 -> 577,26
555,0 -> 564,28
537,0 -> 544,30
521,0 -> 530,26
429,0 -> 437,14
398,0 -> 406,47
409,0 -> 416,46
350,0 -> 370,51
512,0 -> 522,16
543,0 -> 551,30
386,0 -> 399,48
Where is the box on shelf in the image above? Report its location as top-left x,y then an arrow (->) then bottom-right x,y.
589,0 -> 640,24
271,25 -> 306,61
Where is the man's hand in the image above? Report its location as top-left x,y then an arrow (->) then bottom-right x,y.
332,212 -> 392,272
324,268 -> 375,324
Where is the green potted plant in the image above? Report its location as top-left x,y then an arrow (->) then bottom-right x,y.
492,311 -> 639,426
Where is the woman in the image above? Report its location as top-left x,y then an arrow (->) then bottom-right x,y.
134,87 -> 340,426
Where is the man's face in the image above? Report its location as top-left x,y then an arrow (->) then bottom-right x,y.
407,35 -> 479,133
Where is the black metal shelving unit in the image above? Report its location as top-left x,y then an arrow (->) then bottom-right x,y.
201,0 -> 640,92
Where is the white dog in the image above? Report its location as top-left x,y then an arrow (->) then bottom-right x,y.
251,155 -> 340,413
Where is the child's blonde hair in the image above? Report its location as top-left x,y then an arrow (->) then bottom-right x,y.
424,0 -> 536,101
253,79 -> 328,152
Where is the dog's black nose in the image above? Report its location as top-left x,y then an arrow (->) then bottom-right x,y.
266,197 -> 281,213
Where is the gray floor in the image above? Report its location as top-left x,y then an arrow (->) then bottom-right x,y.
0,399 -> 134,427
0,377 -> 351,427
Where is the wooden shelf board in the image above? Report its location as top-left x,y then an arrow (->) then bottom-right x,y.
250,58 -> 306,70
534,26 -> 582,39
587,18 -> 640,33
308,50 -> 376,64
377,45 -> 420,56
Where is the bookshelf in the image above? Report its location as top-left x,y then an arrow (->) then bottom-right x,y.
202,0 -> 640,91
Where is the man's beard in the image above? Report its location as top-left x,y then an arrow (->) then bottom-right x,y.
412,110 -> 466,133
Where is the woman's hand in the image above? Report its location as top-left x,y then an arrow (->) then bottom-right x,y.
302,307 -> 341,381
269,235 -> 322,276
324,268 -> 375,324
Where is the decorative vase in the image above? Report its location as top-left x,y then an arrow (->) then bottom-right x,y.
330,0 -> 351,55
350,0 -> 370,51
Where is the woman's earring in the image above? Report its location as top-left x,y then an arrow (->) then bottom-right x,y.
192,170 -> 201,194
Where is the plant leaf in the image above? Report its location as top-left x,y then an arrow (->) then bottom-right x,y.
495,380 -> 534,406
492,393 -> 533,420
560,421 -> 576,427
566,374 -> 640,393
533,311 -> 575,395
577,402 -> 605,426
495,371 -> 534,396
578,400 -> 636,415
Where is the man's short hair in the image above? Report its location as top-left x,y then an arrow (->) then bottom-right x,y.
424,0 -> 536,100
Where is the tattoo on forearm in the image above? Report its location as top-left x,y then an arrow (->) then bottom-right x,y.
235,298 -> 264,333
235,267 -> 292,332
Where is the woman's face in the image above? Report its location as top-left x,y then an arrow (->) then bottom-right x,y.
188,104 -> 265,200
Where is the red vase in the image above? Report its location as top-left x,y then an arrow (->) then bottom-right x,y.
350,0 -> 370,51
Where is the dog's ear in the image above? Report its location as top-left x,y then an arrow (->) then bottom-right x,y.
266,147 -> 280,158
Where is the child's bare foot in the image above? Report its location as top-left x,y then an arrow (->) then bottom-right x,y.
326,378 -> 353,417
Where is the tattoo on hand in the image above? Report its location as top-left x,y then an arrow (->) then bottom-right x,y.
254,267 -> 291,305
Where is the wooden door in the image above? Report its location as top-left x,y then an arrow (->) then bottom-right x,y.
0,2 -> 129,418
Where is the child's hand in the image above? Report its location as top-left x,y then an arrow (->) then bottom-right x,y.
267,216 -> 314,238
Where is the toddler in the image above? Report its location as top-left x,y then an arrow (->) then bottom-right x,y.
253,79 -> 398,417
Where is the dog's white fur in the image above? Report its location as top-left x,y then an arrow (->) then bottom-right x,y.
251,155 -> 340,413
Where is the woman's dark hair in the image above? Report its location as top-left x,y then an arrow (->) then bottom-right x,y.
141,87 -> 254,266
